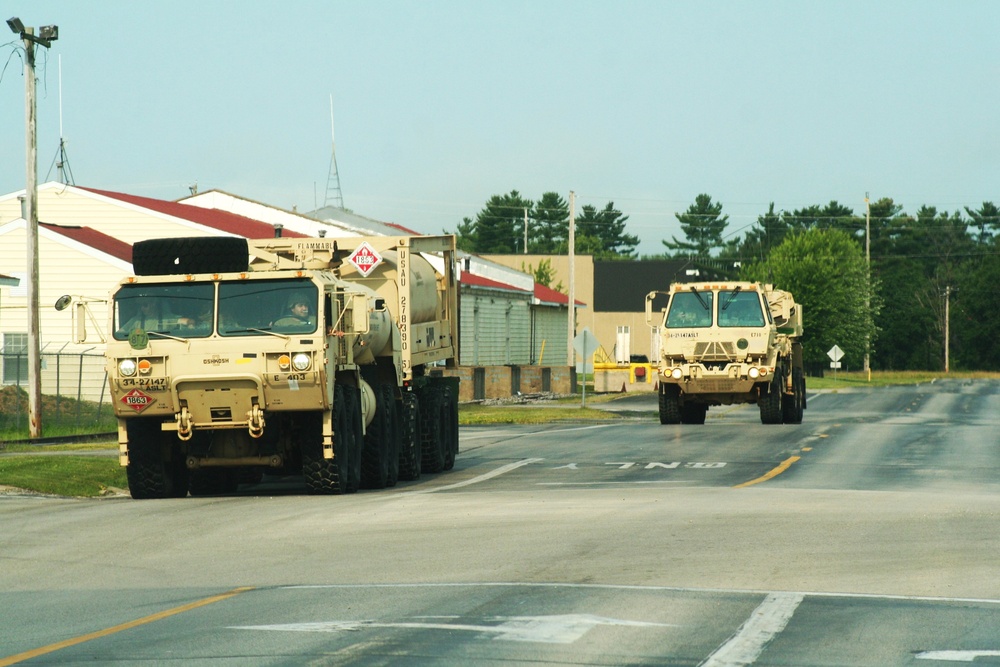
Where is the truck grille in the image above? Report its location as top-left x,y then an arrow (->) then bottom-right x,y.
693,341 -> 736,362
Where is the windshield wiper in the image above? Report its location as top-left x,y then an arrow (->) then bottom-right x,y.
226,327 -> 289,340
688,286 -> 711,310
721,286 -> 742,311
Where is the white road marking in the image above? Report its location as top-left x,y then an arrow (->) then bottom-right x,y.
231,613 -> 678,644
916,650 -> 1000,662
404,458 -> 544,495
700,592 -> 804,667
282,582 -> 1000,607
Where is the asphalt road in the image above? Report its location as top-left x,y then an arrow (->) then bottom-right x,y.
3,379 -> 1000,666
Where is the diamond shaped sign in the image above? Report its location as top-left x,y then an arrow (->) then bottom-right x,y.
347,242 -> 383,278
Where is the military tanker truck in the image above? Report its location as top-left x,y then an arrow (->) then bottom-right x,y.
645,281 -> 805,425
103,234 -> 460,498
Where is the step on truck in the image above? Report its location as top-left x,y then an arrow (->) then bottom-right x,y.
645,281 -> 805,425
103,234 -> 460,498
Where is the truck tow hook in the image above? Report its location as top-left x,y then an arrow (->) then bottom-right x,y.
248,404 -> 265,439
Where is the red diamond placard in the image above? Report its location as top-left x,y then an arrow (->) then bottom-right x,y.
121,389 -> 154,412
347,241 -> 383,278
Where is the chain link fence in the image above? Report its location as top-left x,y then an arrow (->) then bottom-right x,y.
0,348 -> 114,439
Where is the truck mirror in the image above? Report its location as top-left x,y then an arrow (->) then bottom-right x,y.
74,302 -> 88,343
348,293 -> 371,335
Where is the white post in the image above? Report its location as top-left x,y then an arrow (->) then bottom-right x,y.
567,191 -> 575,369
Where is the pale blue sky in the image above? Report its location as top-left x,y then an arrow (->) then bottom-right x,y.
3,1 -> 998,256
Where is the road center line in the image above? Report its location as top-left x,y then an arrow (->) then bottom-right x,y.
699,592 -> 804,667
733,456 -> 800,489
405,458 -> 544,495
0,587 -> 254,667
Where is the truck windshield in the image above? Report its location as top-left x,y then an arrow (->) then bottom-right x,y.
718,290 -> 766,327
218,279 -> 318,336
665,291 -> 713,328
113,283 -> 215,340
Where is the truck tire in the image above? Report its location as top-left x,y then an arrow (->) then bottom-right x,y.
361,384 -> 395,489
759,368 -> 784,424
397,392 -> 421,481
441,385 -> 459,471
782,367 -> 805,424
420,386 -> 446,474
303,386 -> 358,494
131,236 -> 249,276
658,384 -> 682,425
383,385 -> 400,487
125,418 -> 188,499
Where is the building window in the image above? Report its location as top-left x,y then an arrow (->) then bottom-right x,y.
2,333 -> 28,385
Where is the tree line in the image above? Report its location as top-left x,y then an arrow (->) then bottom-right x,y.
451,190 -> 1000,373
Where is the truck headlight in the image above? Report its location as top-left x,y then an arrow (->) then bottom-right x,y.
670,368 -> 683,380
119,359 -> 137,377
748,367 -> 760,379
292,353 -> 311,371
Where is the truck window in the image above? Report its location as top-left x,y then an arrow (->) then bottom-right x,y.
218,279 -> 318,336
718,290 -> 766,327
113,283 -> 215,340
665,291 -> 713,328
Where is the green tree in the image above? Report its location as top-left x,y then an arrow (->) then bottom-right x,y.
964,201 -> 1000,245
530,192 -> 569,253
521,258 -> 564,292
571,201 -> 639,259
459,190 -> 534,253
742,228 -> 879,370
663,193 -> 728,257
452,217 -> 478,252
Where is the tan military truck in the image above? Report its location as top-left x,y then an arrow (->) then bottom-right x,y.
645,281 -> 805,425
103,234 -> 460,498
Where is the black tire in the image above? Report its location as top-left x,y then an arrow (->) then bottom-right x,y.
189,468 -> 239,496
658,384 -> 682,425
398,392 -> 421,481
125,418 -> 188,499
361,384 -> 395,489
419,386 -> 446,474
759,368 -> 785,424
782,367 -> 806,424
343,385 -> 364,493
680,403 -> 707,425
441,385 -> 459,471
131,237 -> 249,276
302,386 -> 357,494
384,386 -> 400,487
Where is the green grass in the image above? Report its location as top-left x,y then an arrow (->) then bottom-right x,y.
0,455 -> 128,497
459,404 -> 623,425
805,370 -> 1000,390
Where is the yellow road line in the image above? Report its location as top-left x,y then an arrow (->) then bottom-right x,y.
0,586 -> 254,666
734,456 -> 801,489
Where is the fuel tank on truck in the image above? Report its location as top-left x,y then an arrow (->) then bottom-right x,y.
346,249 -> 441,325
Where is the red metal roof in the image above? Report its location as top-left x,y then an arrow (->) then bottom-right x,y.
79,186 -> 306,239
41,223 -> 133,263
459,272 -> 529,293
460,272 -> 585,307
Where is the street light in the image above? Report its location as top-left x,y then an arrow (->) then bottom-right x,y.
9,16 -> 59,438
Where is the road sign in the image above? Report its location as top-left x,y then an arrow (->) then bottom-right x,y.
827,345 -> 844,362
573,327 -> 599,358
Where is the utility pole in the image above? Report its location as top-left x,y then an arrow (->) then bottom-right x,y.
523,207 -> 528,255
944,286 -> 951,373
567,191 -> 576,368
864,193 -> 871,374
8,17 -> 59,438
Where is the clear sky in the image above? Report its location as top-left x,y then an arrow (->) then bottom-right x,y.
3,1 -> 998,256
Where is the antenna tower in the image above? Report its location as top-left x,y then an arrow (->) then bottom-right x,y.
46,55 -> 75,185
324,94 -> 344,209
